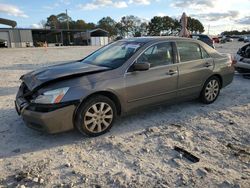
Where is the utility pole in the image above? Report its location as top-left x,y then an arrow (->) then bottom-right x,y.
207,24 -> 210,35
66,9 -> 71,45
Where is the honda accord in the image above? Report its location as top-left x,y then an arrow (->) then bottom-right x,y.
15,37 -> 234,136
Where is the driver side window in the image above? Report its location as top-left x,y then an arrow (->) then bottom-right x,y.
137,42 -> 173,68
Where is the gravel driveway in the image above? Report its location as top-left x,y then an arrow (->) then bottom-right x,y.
0,42 -> 249,188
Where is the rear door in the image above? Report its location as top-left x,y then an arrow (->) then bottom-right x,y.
175,41 -> 214,98
125,42 -> 178,110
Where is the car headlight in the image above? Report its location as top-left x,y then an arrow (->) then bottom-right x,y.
32,87 -> 69,104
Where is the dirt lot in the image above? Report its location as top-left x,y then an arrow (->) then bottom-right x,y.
0,41 -> 249,188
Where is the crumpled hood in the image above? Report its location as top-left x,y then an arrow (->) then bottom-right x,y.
20,61 -> 110,91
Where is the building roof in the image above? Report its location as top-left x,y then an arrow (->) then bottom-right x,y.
0,18 -> 17,28
120,36 -> 194,43
0,28 -> 108,33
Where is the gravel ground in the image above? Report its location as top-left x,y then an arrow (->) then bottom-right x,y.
0,41 -> 249,188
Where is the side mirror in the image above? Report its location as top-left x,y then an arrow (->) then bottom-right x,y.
132,62 -> 150,71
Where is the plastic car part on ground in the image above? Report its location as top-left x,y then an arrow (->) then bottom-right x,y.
174,146 -> 200,163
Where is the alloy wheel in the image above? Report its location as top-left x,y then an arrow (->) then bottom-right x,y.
205,79 -> 219,102
84,102 -> 113,133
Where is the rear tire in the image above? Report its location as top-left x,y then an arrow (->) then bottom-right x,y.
200,76 -> 221,104
75,95 -> 117,137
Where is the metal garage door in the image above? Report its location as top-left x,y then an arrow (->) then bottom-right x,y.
0,31 -> 10,47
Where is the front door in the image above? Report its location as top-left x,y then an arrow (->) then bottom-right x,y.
124,42 -> 178,111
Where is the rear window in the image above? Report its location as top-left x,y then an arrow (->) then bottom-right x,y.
176,41 -> 202,62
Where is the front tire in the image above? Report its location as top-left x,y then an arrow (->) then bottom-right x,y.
200,76 -> 221,104
75,95 -> 117,137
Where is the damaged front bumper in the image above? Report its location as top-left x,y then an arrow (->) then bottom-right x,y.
15,84 -> 79,134
235,55 -> 250,73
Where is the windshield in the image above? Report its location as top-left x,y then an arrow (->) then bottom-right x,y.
81,41 -> 144,69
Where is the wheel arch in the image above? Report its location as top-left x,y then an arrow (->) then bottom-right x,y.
73,90 -> 122,124
212,74 -> 223,88
200,74 -> 222,104
200,74 -> 223,97
203,74 -> 223,89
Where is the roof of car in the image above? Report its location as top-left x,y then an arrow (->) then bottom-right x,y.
120,36 -> 195,43
191,34 -> 208,36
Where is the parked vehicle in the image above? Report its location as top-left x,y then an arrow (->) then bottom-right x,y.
235,43 -> 250,76
244,36 -> 250,43
238,37 -> 244,42
191,34 -> 214,48
212,37 -> 220,43
15,37 -> 234,136
0,39 -> 7,48
221,36 -> 233,43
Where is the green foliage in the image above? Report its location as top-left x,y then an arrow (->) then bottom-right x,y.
46,15 -> 59,29
44,13 -> 205,37
57,13 -> 72,23
222,30 -> 250,35
110,15 -> 148,37
97,17 -> 117,37
187,17 -> 204,33
46,13 -> 96,30
148,16 -> 180,36
148,16 -> 163,36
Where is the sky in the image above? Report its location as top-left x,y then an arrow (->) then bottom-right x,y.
0,0 -> 249,35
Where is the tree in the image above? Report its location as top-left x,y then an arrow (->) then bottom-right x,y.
74,20 -> 87,29
172,19 -> 181,35
46,15 -> 59,29
98,17 -> 117,37
115,22 -> 125,37
39,20 -> 47,29
161,16 -> 176,35
120,15 -> 135,37
148,16 -> 176,36
86,22 -> 96,30
57,13 -> 72,23
137,22 -> 148,37
45,13 -> 96,30
148,16 -> 163,36
187,17 -> 204,33
222,30 -> 250,35
117,15 -> 148,37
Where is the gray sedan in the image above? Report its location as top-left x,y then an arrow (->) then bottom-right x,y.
15,37 -> 234,136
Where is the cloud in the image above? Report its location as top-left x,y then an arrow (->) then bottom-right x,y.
78,0 -> 155,10
191,11 -> 240,21
31,23 -> 43,29
157,12 -> 166,17
59,0 -> 71,5
0,3 -> 28,18
128,0 -> 151,5
43,0 -> 71,10
171,0 -> 215,8
78,0 -> 127,10
114,1 -> 128,8
237,16 -> 250,25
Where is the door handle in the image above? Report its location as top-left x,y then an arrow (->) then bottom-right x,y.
167,70 -> 178,75
204,62 -> 212,67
